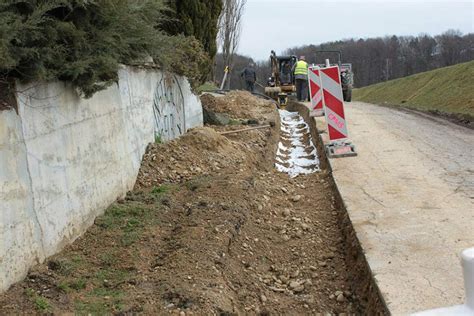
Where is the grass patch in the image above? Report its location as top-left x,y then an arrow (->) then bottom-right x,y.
151,184 -> 171,195
75,300 -> 110,315
185,176 -> 211,192
354,60 -> 474,118
95,206 -> 128,229
90,287 -> 123,299
26,288 -> 52,313
48,255 -> 85,276
94,204 -> 153,246
58,281 -> 70,293
72,268 -> 129,314
155,134 -> 163,144
96,204 -> 150,229
197,82 -> 218,93
151,184 -> 178,206
70,278 -> 87,290
95,268 -> 131,286
58,277 -> 87,292
121,230 -> 140,246
99,251 -> 118,267
228,119 -> 241,125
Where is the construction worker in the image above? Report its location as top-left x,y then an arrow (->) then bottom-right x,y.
280,61 -> 292,84
293,56 -> 308,101
241,63 -> 257,93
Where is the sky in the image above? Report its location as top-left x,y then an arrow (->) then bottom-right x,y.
237,0 -> 474,61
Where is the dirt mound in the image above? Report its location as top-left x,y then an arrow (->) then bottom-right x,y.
177,127 -> 234,151
135,127 -> 257,189
201,90 -> 275,121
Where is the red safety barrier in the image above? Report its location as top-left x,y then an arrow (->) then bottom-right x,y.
320,65 -> 357,157
308,66 -> 324,117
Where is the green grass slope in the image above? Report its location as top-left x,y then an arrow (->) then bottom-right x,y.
353,61 -> 474,120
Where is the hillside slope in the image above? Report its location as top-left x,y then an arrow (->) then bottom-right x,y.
353,61 -> 474,122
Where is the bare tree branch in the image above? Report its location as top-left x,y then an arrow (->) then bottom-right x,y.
218,0 -> 246,89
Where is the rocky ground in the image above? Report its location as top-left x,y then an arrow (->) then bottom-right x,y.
0,91 -> 374,315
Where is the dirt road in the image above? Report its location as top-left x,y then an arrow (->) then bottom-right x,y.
0,93 -> 384,315
325,101 -> 474,314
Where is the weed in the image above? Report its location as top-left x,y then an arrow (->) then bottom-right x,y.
124,218 -> 142,231
26,288 -> 52,313
99,251 -> 118,266
75,297 -> 124,315
121,230 -> 140,246
95,268 -> 130,286
90,287 -> 122,299
95,203 -> 152,246
186,182 -> 199,191
47,255 -> 85,276
58,277 -> 87,293
73,272 -> 127,313
155,134 -> 162,144
151,184 -> 171,195
95,206 -> 127,229
34,296 -> 51,313
25,288 -> 35,297
70,277 -> 87,290
197,82 -> 218,93
95,204 -> 146,230
58,281 -> 70,293
185,176 -> 211,192
75,300 -> 108,315
229,119 -> 241,125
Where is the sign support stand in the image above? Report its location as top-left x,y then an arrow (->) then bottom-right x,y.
308,65 -> 325,117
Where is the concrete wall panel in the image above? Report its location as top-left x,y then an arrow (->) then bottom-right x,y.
0,110 -> 43,291
0,68 -> 203,291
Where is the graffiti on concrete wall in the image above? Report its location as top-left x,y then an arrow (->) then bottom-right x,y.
152,74 -> 186,142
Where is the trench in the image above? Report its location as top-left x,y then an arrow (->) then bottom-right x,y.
275,110 -> 320,177
285,102 -> 389,314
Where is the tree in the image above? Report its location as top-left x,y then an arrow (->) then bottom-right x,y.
218,0 -> 246,89
163,0 -> 222,59
286,30 -> 473,88
437,30 -> 464,66
0,1 -> 210,97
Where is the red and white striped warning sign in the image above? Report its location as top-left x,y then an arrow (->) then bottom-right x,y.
320,65 -> 348,141
308,66 -> 324,116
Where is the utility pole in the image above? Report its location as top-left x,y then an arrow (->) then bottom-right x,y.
220,66 -> 229,90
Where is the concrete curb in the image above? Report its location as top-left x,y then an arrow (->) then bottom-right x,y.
287,102 -> 389,314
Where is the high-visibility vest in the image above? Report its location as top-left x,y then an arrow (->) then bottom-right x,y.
294,60 -> 308,76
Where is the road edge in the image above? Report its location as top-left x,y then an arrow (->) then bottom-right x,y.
287,102 -> 390,314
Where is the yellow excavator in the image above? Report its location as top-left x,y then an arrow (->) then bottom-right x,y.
264,51 -> 297,107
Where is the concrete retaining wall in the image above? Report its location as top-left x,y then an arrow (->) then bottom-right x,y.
0,66 -> 203,291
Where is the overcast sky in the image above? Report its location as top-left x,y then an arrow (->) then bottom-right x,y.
238,0 -> 474,61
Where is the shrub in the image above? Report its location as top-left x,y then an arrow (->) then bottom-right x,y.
0,0 -> 210,97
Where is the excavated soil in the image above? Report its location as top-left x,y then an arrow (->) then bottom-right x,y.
200,91 -> 275,122
0,93 -> 385,315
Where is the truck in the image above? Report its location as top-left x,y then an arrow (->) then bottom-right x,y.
315,50 -> 354,102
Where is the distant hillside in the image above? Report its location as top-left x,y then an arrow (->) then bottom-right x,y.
353,61 -> 474,123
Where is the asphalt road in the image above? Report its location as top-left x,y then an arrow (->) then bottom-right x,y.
318,101 -> 474,315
